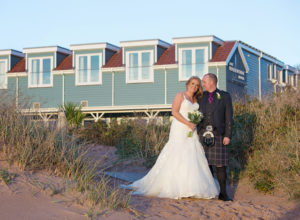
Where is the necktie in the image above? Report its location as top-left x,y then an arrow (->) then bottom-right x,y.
208,93 -> 213,104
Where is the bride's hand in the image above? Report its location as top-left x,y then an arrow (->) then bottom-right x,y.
187,122 -> 196,131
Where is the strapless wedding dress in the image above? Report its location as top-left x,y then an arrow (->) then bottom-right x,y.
121,95 -> 220,199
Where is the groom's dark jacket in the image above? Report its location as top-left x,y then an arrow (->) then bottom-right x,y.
197,88 -> 233,139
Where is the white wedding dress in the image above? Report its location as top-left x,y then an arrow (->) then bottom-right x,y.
121,94 -> 220,199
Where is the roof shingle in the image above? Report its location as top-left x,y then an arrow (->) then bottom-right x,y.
9,58 -> 25,73
103,49 -> 122,68
210,41 -> 236,62
55,54 -> 73,70
155,45 -> 175,65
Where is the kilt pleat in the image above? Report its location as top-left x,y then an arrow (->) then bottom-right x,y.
202,135 -> 228,166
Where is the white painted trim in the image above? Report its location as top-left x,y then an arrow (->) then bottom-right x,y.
208,62 -> 226,66
70,42 -> 119,52
175,44 -> 178,62
25,54 -> 27,70
164,68 -> 167,104
102,67 -> 125,72
238,44 -> 249,73
178,47 -> 208,81
21,104 -> 173,114
62,74 -> 65,105
154,46 -> 157,63
7,72 -> 27,77
239,42 -> 284,66
152,64 -> 178,70
28,56 -> 54,88
258,52 -> 262,101
0,49 -> 24,57
120,39 -> 170,48
0,59 -> 8,89
284,64 -> 297,72
112,71 -> 115,106
53,69 -> 75,75
172,35 -> 224,45
8,56 -> 11,71
23,46 -> 71,55
75,52 -> 103,86
209,42 -> 212,60
125,50 -> 154,83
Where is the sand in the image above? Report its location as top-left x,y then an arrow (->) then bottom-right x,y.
1,145 -> 300,220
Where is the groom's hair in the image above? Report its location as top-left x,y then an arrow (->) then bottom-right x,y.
204,73 -> 218,85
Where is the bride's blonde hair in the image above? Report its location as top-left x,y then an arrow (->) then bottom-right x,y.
185,76 -> 203,99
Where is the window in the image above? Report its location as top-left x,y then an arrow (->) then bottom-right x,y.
29,57 -> 52,87
267,64 -> 273,80
281,70 -> 286,83
0,60 -> 7,89
126,50 -> 153,83
178,47 -> 208,81
76,53 -> 102,85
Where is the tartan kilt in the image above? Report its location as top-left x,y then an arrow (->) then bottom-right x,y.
202,135 -> 228,166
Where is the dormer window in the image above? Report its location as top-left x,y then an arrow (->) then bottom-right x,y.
126,50 -> 153,83
0,59 -> 7,89
178,47 -> 208,81
76,53 -> 102,85
28,57 -> 52,87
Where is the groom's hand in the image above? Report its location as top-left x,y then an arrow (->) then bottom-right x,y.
223,137 -> 230,145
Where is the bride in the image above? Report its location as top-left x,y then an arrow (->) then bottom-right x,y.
121,76 -> 219,199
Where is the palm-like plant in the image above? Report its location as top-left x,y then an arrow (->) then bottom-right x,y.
59,102 -> 86,128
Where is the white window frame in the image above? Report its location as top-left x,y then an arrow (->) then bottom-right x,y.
75,53 -> 102,86
0,59 -> 8,89
178,47 -> 208,81
28,56 -> 53,88
267,64 -> 273,80
125,50 -> 154,83
280,70 -> 287,85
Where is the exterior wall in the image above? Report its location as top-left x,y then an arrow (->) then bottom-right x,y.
18,75 -> 62,108
6,77 -> 16,97
242,49 -> 259,98
260,58 -> 274,98
226,49 -> 247,101
114,70 -> 165,105
64,73 -> 112,106
208,66 -> 227,91
166,68 -> 186,104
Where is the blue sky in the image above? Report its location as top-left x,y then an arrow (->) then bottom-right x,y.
1,0 -> 299,66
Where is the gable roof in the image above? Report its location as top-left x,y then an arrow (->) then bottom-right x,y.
103,49 -> 123,68
55,54 -> 73,70
210,41 -> 236,62
8,58 -> 25,73
155,45 -> 176,65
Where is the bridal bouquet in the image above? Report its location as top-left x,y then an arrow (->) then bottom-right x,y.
187,110 -> 204,137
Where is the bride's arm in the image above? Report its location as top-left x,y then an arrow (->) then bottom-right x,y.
171,93 -> 196,131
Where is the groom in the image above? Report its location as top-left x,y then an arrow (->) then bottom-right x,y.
197,73 -> 233,201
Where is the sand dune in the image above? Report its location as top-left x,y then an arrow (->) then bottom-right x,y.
1,145 -> 300,220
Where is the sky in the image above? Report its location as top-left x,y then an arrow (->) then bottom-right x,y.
1,0 -> 299,66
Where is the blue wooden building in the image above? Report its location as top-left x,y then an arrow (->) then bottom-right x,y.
1,35 -> 298,121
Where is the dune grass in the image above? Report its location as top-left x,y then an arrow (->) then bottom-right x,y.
0,93 -> 130,210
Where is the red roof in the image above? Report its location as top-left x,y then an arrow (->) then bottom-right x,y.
9,58 -> 25,73
210,41 -> 236,62
55,54 -> 73,70
103,49 -> 123,68
155,45 -> 175,65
